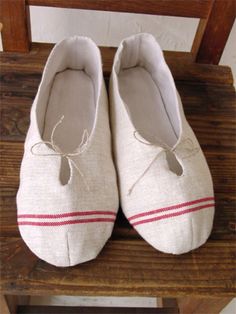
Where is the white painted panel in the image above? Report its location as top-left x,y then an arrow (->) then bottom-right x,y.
29,6 -> 198,51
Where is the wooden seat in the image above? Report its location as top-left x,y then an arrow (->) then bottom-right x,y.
0,1 -> 235,314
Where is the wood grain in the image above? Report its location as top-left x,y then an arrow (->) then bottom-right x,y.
196,0 -> 236,64
0,44 -> 234,84
26,0 -> 212,18
0,0 -> 31,52
0,237 -> 235,297
1,73 -> 235,145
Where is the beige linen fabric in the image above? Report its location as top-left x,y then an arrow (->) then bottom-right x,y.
110,33 -> 214,254
17,37 -> 119,267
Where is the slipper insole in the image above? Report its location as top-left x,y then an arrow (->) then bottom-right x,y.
118,67 -> 177,147
42,69 -> 95,184
43,69 -> 95,152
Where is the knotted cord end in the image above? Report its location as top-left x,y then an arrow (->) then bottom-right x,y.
30,115 -> 90,191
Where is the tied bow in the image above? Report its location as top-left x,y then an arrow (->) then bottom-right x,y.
128,131 -> 200,195
30,115 -> 90,190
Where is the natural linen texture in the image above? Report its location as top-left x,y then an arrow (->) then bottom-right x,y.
17,37 -> 119,267
110,33 -> 215,254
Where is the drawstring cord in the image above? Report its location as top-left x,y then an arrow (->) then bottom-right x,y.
128,131 -> 200,195
30,115 -> 90,190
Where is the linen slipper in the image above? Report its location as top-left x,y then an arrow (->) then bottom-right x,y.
110,33 -> 214,254
17,36 -> 119,266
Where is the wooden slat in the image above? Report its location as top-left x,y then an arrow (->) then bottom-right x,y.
17,305 -> 179,314
0,0 -> 31,52
196,0 -> 236,64
26,0 -> 212,18
0,237 -> 235,297
1,70 -> 235,147
177,297 -> 233,314
0,44 -> 234,85
0,186 -> 235,241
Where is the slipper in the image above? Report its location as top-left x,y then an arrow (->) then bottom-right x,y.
17,36 -> 119,266
110,33 -> 214,254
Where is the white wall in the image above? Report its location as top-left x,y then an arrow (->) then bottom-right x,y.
29,6 -> 236,86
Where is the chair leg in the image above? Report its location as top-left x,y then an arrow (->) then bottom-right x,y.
157,298 -> 179,313
177,297 -> 233,314
162,298 -> 179,309
0,295 -> 11,314
0,295 -> 30,314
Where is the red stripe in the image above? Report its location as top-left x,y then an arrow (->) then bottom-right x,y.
128,197 -> 214,221
132,203 -> 214,226
18,217 -> 115,226
18,210 -> 116,219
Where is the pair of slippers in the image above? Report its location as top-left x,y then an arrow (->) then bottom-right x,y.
17,34 -> 214,267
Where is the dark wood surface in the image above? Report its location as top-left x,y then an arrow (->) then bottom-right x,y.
26,0 -> 212,18
0,43 -> 234,84
196,0 -> 236,64
0,44 -> 236,299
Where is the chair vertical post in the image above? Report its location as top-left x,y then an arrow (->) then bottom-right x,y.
193,0 -> 235,64
191,18 -> 209,60
0,0 -> 31,52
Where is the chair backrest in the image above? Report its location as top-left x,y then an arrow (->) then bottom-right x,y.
0,0 -> 235,64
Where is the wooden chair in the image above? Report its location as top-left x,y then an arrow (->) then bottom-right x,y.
0,1 -> 235,313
